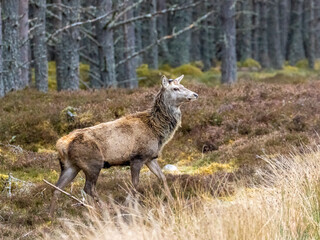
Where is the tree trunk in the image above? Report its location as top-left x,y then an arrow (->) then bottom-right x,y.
96,0 -> 116,87
2,0 -> 21,92
157,0 -> 171,65
315,0 -> 320,58
201,0 -> 216,70
147,0 -> 158,69
190,3 -> 202,62
123,1 -> 138,89
259,0 -> 270,68
306,0 -> 315,69
268,0 -> 283,69
221,0 -> 237,84
53,0 -> 63,91
287,0 -> 305,65
19,0 -> 30,88
33,0 -> 48,92
59,0 -> 80,90
0,1 -> 4,97
279,0 -> 290,59
252,0 -> 260,61
80,0 -> 100,88
134,4 -> 143,66
237,0 -> 252,61
168,0 -> 192,67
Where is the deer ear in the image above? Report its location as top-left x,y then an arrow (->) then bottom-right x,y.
161,75 -> 169,88
175,75 -> 184,83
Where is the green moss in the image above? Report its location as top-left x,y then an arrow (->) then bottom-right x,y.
263,73 -> 307,84
172,64 -> 203,78
190,61 -> 204,70
137,64 -> 171,87
295,59 -> 309,69
48,61 -> 57,90
79,63 -> 90,89
199,68 -> 221,86
159,64 -> 172,72
238,58 -> 262,70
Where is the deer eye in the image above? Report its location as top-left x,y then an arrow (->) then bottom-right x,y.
173,88 -> 180,91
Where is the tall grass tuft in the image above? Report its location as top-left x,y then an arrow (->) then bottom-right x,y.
42,146 -> 320,239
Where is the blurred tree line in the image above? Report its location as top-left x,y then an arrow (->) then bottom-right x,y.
0,0 -> 319,97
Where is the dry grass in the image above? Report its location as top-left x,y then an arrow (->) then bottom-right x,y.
41,145 -> 320,240
2,76 -> 320,239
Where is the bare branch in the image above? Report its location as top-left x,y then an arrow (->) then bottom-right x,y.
43,179 -> 94,210
110,0 -> 144,26
109,1 -> 202,29
46,11 -> 114,43
116,10 -> 214,68
80,53 -> 99,67
46,0 -> 200,43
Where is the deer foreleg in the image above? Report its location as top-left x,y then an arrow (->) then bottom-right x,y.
146,159 -> 173,201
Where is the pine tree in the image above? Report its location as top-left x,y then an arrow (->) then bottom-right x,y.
168,0 -> 192,67
258,0 -> 270,68
123,0 -> 138,88
0,1 -> 4,97
268,0 -> 283,69
19,0 -> 30,88
53,0 -> 63,91
2,0 -> 21,92
221,0 -> 237,84
96,0 -> 116,87
59,0 -> 80,90
287,0 -> 305,65
33,0 -> 48,92
237,0 -> 252,61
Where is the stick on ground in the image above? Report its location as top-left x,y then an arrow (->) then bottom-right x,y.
43,179 -> 94,209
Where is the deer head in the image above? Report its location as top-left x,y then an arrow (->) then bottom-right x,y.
161,75 -> 198,107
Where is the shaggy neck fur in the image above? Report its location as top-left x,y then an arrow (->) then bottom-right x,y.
149,89 -> 181,144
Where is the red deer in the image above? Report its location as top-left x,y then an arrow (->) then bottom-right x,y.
49,75 -> 198,216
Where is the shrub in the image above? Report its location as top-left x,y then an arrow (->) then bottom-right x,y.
295,59 -> 309,69
199,68 -> 221,86
172,64 -> 203,78
159,64 -> 172,72
190,61 -> 204,70
238,58 -> 261,70
263,73 -> 307,84
137,64 -> 171,87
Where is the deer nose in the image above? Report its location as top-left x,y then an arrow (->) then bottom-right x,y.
193,93 -> 198,99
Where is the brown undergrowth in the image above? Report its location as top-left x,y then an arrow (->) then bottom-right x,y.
1,79 -> 320,238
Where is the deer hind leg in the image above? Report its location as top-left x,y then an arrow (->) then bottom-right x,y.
49,166 -> 80,217
130,159 -> 144,192
83,167 -> 102,204
145,159 -> 173,200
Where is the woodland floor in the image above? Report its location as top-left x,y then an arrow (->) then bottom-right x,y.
1,70 -> 320,239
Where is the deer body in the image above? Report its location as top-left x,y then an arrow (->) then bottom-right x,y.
49,75 -> 198,216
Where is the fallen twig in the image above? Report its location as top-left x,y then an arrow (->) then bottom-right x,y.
43,179 -> 94,210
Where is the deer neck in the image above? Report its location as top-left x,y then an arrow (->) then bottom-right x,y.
149,92 -> 181,145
